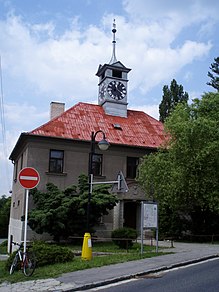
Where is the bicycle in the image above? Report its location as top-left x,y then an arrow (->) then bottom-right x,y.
9,242 -> 36,276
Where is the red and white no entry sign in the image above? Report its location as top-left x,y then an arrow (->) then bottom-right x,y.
18,167 -> 40,189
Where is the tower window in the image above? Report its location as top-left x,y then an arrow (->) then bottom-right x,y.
101,72 -> 105,80
112,70 -> 122,78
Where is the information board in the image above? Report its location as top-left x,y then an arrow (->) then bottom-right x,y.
143,203 -> 158,228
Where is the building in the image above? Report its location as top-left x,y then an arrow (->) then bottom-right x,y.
8,22 -> 165,248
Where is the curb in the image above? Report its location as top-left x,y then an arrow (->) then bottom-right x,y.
61,254 -> 219,292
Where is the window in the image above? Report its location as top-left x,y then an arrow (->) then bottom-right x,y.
127,157 -> 139,179
14,161 -> 18,181
20,153 -> 23,170
49,150 -> 64,173
91,154 -> 103,176
101,72 -> 105,80
112,69 -> 122,78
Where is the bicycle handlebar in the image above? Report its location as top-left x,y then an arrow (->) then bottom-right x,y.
11,241 -> 33,248
11,241 -> 22,246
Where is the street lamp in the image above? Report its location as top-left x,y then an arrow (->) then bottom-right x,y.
87,130 -> 110,230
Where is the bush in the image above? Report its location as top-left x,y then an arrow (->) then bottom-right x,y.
0,240 -> 8,247
5,241 -> 74,270
0,240 -> 8,254
32,241 -> 74,267
111,227 -> 138,249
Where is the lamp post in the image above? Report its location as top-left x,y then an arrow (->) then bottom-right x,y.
87,130 -> 110,231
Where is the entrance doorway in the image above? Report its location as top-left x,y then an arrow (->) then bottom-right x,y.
123,201 -> 137,229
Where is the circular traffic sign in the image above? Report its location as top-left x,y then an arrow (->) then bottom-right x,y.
18,167 -> 40,189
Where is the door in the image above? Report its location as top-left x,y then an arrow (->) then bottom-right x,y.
123,201 -> 137,229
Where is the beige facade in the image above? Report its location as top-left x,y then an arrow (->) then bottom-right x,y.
8,132 -> 155,250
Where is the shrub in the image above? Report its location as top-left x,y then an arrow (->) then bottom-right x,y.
32,241 -> 74,267
0,240 -> 8,254
5,241 -> 74,270
0,239 -> 8,247
111,227 -> 138,249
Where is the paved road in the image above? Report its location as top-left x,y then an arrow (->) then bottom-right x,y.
0,241 -> 219,292
96,258 -> 219,292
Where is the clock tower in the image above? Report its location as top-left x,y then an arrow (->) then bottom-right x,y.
96,21 -> 131,118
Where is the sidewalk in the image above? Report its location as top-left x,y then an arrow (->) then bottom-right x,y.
0,242 -> 219,292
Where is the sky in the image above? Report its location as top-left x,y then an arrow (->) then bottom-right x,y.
0,0 -> 218,196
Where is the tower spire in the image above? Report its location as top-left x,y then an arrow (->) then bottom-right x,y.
109,19 -> 117,64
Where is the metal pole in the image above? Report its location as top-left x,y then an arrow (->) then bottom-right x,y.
87,174 -> 93,231
23,189 -> 29,253
86,130 -> 108,231
87,132 -> 95,231
141,201 -> 144,255
156,204 -> 159,253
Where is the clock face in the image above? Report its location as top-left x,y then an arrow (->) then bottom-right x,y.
107,81 -> 127,100
99,83 -> 106,100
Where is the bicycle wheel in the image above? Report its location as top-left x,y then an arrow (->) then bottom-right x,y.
23,251 -> 36,276
9,255 -> 18,275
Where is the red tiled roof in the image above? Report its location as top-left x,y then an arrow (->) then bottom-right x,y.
30,102 -> 165,148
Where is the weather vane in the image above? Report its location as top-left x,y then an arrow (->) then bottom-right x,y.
109,19 -> 117,64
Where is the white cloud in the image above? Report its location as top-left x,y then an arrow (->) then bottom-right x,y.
130,104 -> 159,120
0,9 -> 213,105
123,0 -> 219,27
5,103 -> 48,132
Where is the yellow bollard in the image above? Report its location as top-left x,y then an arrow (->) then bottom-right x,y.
81,232 -> 92,260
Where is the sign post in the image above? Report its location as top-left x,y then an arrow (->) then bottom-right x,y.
141,201 -> 158,254
81,171 -> 128,260
18,167 -> 40,253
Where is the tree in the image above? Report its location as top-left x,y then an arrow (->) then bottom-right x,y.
138,92 -> 219,238
28,174 -> 118,241
159,79 -> 189,122
0,195 -> 11,237
207,57 -> 219,91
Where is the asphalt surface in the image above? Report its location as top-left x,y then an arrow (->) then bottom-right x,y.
0,241 -> 219,292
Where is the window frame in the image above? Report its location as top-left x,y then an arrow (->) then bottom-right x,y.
49,149 -> 64,173
126,156 -> 139,179
91,153 -> 103,176
112,69 -> 122,78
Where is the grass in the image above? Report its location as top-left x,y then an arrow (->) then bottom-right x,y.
0,241 -> 168,285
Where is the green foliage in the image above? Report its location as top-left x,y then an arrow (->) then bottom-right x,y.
159,79 -> 189,122
138,92 -> 219,238
28,174 -> 118,241
32,241 -> 74,267
0,240 -> 8,254
5,241 -> 74,270
207,57 -> 219,91
111,227 -> 138,249
0,195 -> 11,237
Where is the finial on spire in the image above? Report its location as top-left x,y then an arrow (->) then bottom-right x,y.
109,19 -> 117,64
